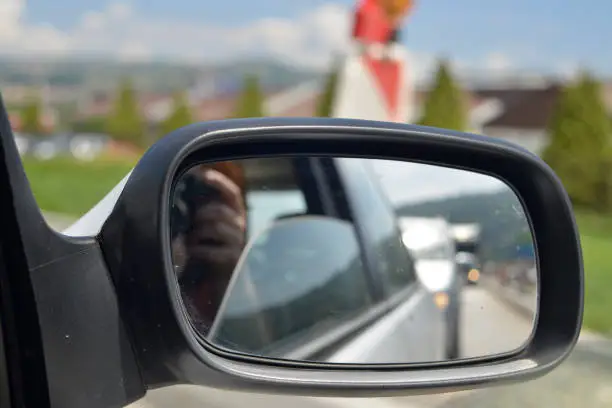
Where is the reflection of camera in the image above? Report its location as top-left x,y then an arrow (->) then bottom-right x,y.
171,172 -> 221,239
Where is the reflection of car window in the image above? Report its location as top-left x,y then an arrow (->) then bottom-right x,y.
210,217 -> 374,356
239,158 -> 309,240
335,158 -> 416,297
246,190 -> 307,241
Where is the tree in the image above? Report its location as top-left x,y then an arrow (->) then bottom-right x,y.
107,78 -> 146,147
316,66 -> 339,117
542,72 -> 612,211
160,92 -> 193,137
21,93 -> 46,135
234,75 -> 266,118
418,59 -> 467,131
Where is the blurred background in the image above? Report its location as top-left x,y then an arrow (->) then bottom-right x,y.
2,0 -> 612,406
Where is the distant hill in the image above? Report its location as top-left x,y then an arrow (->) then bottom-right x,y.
0,56 -> 319,93
396,189 -> 534,261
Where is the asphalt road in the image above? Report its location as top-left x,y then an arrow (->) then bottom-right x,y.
459,285 -> 533,359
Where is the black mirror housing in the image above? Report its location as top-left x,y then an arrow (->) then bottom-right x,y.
97,117 -> 582,398
0,102 -> 581,407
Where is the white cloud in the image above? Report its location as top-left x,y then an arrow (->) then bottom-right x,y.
556,61 -> 581,80
408,52 -> 516,86
107,2 -> 132,20
484,52 -> 513,72
0,0 -> 352,69
80,12 -> 105,31
406,51 -> 437,83
452,53 -> 515,77
118,41 -> 152,62
0,0 -> 522,82
0,0 -> 70,54
0,0 -> 23,39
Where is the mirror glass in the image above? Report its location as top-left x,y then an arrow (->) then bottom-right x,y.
170,156 -> 537,364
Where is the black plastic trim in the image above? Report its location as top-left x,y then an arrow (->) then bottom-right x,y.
100,117 -> 582,397
0,96 -> 145,408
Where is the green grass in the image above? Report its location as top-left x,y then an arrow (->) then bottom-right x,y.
574,210 -> 612,335
23,156 -> 137,217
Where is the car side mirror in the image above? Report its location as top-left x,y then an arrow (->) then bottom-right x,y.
97,118 -> 582,398
2,113 -> 581,406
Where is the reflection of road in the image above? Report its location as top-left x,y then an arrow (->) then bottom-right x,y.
128,286 -> 538,408
459,286 -> 533,359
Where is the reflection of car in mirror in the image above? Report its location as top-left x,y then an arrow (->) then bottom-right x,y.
0,110 -> 583,404
451,223 -> 482,285
455,251 -> 481,285
398,216 -> 462,359
175,157 -> 453,364
170,156 -> 538,365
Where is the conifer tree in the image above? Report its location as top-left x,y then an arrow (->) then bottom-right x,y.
418,59 -> 467,131
234,75 -> 266,118
21,92 -> 46,135
316,67 -> 339,117
107,78 -> 146,147
160,91 -> 193,136
542,72 -> 612,210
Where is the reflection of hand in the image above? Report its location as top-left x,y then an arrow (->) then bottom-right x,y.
170,163 -> 248,335
184,168 -> 246,272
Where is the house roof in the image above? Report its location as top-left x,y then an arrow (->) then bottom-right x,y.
191,83 -> 320,120
275,96 -> 320,117
475,84 -> 563,129
192,94 -> 238,121
414,82 -> 569,131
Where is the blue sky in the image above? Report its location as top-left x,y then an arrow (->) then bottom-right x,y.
9,0 -> 612,74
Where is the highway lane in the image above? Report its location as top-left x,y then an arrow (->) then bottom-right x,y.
128,286 -> 536,408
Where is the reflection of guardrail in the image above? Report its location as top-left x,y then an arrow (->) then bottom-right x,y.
483,273 -> 612,362
483,273 -> 612,359
481,275 -> 536,320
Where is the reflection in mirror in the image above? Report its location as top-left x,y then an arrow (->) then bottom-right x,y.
169,156 -> 537,365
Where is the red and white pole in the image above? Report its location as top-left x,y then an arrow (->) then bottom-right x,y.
331,0 -> 415,123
